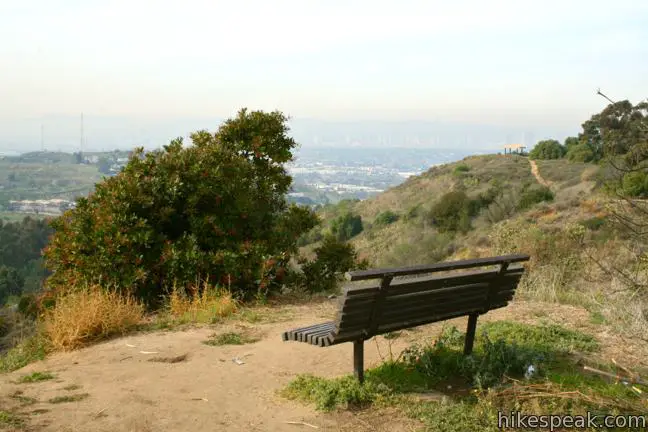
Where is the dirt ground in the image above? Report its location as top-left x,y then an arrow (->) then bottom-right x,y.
1,299 -> 645,432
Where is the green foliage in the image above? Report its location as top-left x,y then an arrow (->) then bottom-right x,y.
478,321 -> 599,353
283,374 -> 392,411
518,186 -> 554,210
567,143 -> 596,162
297,236 -> 368,293
0,217 -> 52,304
0,410 -> 24,429
401,325 -> 543,389
453,164 -> 470,174
374,210 -> 400,226
579,216 -> 606,231
17,371 -> 54,383
428,191 -> 480,233
621,171 -> 648,197
43,109 -> 319,305
285,321 -> 603,417
202,331 -> 259,346
408,400 -> 498,432
0,266 -> 23,306
564,136 -> 580,152
0,334 -> 47,373
330,212 -> 363,241
403,204 -> 422,221
529,139 -> 566,160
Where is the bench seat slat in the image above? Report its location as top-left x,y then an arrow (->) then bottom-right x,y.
282,322 -> 335,345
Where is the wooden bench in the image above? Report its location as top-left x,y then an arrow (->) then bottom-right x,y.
282,253 -> 530,383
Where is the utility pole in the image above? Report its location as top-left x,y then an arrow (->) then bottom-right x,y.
80,112 -> 84,153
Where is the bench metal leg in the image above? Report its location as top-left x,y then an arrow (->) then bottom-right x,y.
464,313 -> 478,355
353,340 -> 364,384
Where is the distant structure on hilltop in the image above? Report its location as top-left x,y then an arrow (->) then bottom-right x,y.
8,199 -> 75,216
503,144 -> 527,155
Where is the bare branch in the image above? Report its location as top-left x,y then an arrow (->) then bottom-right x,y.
596,89 -> 616,104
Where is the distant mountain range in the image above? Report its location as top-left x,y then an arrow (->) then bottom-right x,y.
0,115 -> 577,154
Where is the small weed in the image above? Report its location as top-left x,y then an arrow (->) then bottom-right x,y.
589,311 -> 606,325
48,393 -> 90,404
533,309 -> 548,318
203,331 -> 260,346
383,332 -> 402,340
10,390 -> 38,405
0,410 -> 24,428
0,335 -> 48,373
282,373 -> 393,411
148,353 -> 188,363
17,371 -> 55,383
62,384 -> 82,391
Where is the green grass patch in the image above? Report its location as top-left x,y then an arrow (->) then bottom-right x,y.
10,390 -> 38,405
17,371 -> 55,383
283,320 -> 645,431
589,311 -> 606,325
62,384 -> 82,391
0,410 -> 24,429
47,393 -> 90,404
478,321 -> 599,353
0,335 -> 48,373
383,331 -> 402,340
202,331 -> 260,346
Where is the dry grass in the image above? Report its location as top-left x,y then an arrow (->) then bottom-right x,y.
165,282 -> 238,324
42,287 -> 145,351
147,353 -> 188,363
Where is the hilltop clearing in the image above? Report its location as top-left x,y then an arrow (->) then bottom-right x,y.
1,299 -> 646,432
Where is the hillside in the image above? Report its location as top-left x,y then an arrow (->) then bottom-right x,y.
309,154 -> 599,266
2,105 -> 647,431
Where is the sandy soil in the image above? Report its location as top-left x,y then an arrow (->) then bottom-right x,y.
529,159 -> 552,189
1,300 -> 644,432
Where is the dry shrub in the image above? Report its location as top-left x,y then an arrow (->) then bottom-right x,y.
167,282 -> 238,324
580,198 -> 602,214
43,287 -> 144,351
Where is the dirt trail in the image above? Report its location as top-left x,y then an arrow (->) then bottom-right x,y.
1,300 -> 645,432
529,159 -> 552,189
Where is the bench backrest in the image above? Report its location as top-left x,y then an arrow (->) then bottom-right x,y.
332,254 -> 530,343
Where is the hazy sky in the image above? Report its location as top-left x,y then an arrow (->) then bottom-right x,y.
1,0 -> 647,129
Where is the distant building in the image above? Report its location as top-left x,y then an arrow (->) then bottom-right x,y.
503,144 -> 527,155
8,199 -> 75,215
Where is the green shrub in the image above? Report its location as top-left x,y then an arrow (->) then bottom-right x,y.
518,186 -> 554,210
579,216 -> 606,231
330,212 -> 364,241
403,204 -> 422,221
428,191 -> 473,233
529,140 -> 566,160
453,164 -> 470,174
566,143 -> 596,162
43,110 -> 319,305
374,210 -> 400,226
622,171 -> 648,197
297,236 -> 368,293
